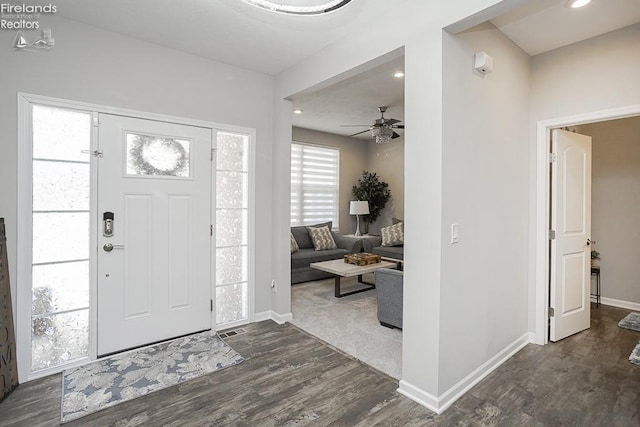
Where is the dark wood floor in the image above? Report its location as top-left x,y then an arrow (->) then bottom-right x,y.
1,304 -> 639,426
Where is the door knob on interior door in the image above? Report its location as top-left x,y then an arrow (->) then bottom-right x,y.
103,243 -> 125,252
586,239 -> 591,246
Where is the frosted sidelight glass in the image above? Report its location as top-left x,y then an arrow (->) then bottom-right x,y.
126,133 -> 191,177
216,246 -> 248,286
216,209 -> 248,247
32,213 -> 90,264
32,161 -> 90,211
32,105 -> 91,162
31,309 -> 89,371
215,283 -> 248,325
32,261 -> 89,316
216,172 -> 248,209
217,132 -> 249,172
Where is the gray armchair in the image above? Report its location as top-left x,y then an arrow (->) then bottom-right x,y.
375,268 -> 403,329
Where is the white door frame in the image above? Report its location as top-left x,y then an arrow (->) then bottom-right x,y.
533,103 -> 640,345
16,92 -> 256,382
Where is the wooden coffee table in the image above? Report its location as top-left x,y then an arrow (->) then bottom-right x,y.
310,258 -> 397,298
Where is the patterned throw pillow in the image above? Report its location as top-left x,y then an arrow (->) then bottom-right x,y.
381,222 -> 404,247
290,232 -> 299,253
306,225 -> 337,251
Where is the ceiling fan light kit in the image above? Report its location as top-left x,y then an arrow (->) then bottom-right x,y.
341,106 -> 404,143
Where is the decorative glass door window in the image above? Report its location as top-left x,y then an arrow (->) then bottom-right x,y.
30,105 -> 91,372
215,132 -> 250,326
125,133 -> 191,177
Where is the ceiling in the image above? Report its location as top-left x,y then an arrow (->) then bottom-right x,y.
38,0 -> 639,139
291,56 -> 405,140
491,0 -> 640,56
37,0 -> 399,75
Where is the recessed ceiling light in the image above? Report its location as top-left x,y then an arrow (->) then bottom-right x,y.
393,71 -> 405,78
567,0 -> 591,8
241,0 -> 353,15
293,109 -> 303,114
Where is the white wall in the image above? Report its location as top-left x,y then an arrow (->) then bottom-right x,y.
576,117 -> 640,305
529,23 -> 640,329
441,23 -> 530,392
272,0 -> 529,407
0,15 -> 275,320
366,136 -> 405,235
291,127 -> 368,233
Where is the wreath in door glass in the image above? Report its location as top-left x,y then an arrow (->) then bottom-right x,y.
128,134 -> 189,177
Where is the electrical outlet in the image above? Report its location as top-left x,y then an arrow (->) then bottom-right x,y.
271,279 -> 277,292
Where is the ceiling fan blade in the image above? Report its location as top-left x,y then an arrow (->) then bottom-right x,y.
392,131 -> 401,139
385,118 -> 401,125
340,124 -> 373,127
392,124 -> 404,129
350,129 -> 371,137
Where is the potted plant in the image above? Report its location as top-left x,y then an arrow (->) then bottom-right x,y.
352,171 -> 391,234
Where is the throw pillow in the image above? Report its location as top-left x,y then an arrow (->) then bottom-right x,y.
381,222 -> 404,247
290,232 -> 299,253
291,221 -> 332,249
307,225 -> 337,251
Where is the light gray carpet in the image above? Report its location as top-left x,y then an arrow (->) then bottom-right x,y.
291,275 -> 402,379
618,312 -> 640,332
61,332 -> 243,423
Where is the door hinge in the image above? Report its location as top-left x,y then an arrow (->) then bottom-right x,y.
92,116 -> 99,127
548,307 -> 555,318
210,225 -> 213,236
210,299 -> 213,312
548,229 -> 556,240
548,153 -> 557,163
211,148 -> 216,161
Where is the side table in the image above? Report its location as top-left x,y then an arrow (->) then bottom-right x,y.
590,266 -> 600,307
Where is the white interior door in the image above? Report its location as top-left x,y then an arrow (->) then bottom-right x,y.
97,114 -> 212,355
550,129 -> 592,342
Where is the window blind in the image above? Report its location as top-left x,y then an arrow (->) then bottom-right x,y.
291,143 -> 339,228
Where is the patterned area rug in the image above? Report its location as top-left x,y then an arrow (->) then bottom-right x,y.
61,331 -> 244,423
618,312 -> 640,332
631,343 -> 640,367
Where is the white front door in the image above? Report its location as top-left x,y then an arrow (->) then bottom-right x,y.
550,129 -> 592,342
97,114 -> 213,355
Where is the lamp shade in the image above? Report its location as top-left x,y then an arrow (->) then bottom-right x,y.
349,201 -> 369,215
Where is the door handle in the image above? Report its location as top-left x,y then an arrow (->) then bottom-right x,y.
103,243 -> 124,252
586,239 -> 591,246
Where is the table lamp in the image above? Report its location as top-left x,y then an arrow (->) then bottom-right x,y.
349,201 -> 369,236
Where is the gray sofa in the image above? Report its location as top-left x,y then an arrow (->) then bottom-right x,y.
375,268 -> 403,329
291,222 -> 362,284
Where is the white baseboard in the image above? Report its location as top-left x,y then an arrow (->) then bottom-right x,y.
254,311 -> 272,322
270,311 -> 293,324
528,332 -> 540,344
598,297 -> 640,311
398,332 -> 531,414
398,380 -> 439,413
254,310 -> 293,324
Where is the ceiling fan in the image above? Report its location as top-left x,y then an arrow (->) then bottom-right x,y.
341,106 -> 404,143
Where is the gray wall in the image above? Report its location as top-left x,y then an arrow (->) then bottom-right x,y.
291,127 -> 368,233
529,23 -> 640,328
576,117 -> 640,305
366,136 -> 405,235
441,23 -> 531,392
0,15 -> 275,316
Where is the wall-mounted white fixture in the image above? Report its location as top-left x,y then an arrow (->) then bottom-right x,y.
474,52 -> 493,74
567,0 -> 591,8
